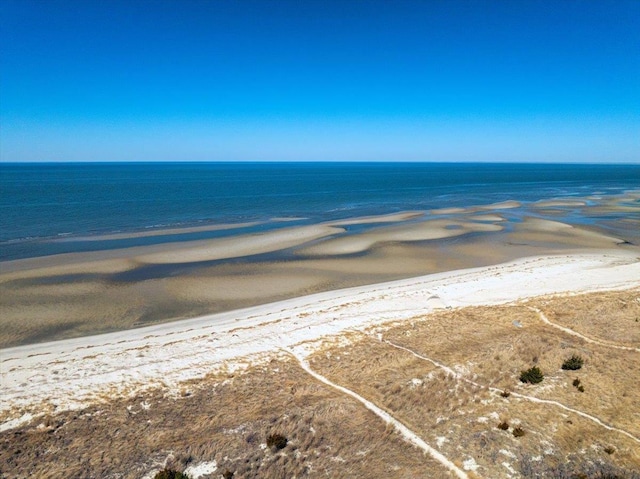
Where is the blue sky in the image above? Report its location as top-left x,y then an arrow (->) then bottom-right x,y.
1,0 -> 639,163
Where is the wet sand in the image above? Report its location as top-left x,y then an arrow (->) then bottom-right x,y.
1,194 -> 639,348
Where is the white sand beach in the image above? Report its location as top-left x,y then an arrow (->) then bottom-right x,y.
2,251 -> 639,431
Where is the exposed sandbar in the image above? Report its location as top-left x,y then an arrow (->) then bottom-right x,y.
297,219 -> 503,256
135,224 -> 344,264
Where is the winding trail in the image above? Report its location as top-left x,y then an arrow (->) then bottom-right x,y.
528,307 -> 640,353
382,338 -> 640,446
284,347 -> 470,479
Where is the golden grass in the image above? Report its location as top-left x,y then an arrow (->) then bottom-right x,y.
0,359 -> 450,479
532,289 -> 640,346
1,289 -> 639,478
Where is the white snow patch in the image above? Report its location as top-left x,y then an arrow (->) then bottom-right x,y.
0,413 -> 35,432
462,458 -> 479,472
436,436 -> 448,447
184,460 -> 218,478
476,416 -> 488,424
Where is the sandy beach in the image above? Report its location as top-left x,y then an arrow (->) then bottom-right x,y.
3,251 -> 639,428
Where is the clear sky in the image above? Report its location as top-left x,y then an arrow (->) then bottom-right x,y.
1,0 -> 639,163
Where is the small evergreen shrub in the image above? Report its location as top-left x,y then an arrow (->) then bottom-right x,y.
604,446 -> 615,455
512,427 -> 525,437
266,433 -> 288,450
562,354 -> 584,371
520,366 -> 544,384
500,390 -> 511,398
578,385 -> 585,393
223,470 -> 235,479
497,421 -> 509,430
573,378 -> 581,387
154,469 -> 191,479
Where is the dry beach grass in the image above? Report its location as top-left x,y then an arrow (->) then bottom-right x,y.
2,288 -> 639,478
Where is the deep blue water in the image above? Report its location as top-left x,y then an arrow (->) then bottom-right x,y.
1,162 -> 639,261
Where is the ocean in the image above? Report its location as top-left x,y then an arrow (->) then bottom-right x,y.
1,162 -> 639,261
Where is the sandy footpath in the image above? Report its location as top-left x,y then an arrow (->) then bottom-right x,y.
2,251 -> 639,431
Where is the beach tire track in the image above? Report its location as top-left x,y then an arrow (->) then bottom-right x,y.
284,347 -> 470,479
381,337 -> 640,446
528,307 -> 640,353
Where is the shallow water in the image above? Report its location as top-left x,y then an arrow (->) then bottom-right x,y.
2,162 -> 639,260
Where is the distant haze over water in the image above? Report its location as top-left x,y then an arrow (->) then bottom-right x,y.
1,162 -> 639,261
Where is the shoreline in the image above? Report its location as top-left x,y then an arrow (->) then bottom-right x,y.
2,197 -> 638,349
2,250 -> 639,431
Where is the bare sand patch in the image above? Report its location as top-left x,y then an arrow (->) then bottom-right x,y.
167,273 -> 328,302
298,219 -> 503,256
533,200 -> 588,208
476,200 -> 521,210
136,224 -> 344,264
507,218 -> 624,249
468,214 -> 505,222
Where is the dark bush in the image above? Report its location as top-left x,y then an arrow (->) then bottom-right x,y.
604,446 -> 615,455
154,469 -> 191,479
500,390 -> 511,398
497,421 -> 509,430
520,366 -> 544,384
266,433 -> 288,451
223,470 -> 235,479
573,378 -> 581,387
562,354 -> 584,371
578,385 -> 585,393
512,427 -> 525,437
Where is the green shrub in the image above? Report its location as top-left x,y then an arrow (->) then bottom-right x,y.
154,469 -> 191,479
573,378 -> 581,387
520,366 -> 544,384
578,385 -> 585,393
266,433 -> 288,450
222,470 -> 234,479
512,427 -> 525,437
562,354 -> 584,371
497,421 -> 509,430
500,390 -> 511,398
604,446 -> 615,455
